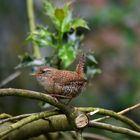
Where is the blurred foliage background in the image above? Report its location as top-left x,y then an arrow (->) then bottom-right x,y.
0,0 -> 140,139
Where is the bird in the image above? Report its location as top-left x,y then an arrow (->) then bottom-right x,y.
33,53 -> 87,103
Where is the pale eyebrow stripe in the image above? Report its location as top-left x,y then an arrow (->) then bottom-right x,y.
43,68 -> 52,72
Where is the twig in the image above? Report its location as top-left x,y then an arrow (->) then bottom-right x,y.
78,107 -> 140,131
89,121 -> 140,138
0,113 -> 12,119
82,132 -> 111,140
0,71 -> 21,88
0,113 -> 36,125
93,103 -> 140,122
118,103 -> 140,114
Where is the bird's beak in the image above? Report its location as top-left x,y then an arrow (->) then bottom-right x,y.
30,73 -> 36,76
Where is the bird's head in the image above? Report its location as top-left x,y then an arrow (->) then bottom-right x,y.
32,67 -> 57,79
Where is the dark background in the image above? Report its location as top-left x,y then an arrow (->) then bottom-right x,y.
0,0 -> 140,139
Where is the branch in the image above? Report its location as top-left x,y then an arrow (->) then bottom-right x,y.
0,88 -> 88,138
0,113 -> 12,119
0,113 -> 36,125
82,132 -> 111,140
0,88 -> 140,139
118,103 -> 140,114
78,107 -> 140,131
0,88 -> 71,115
0,110 -> 59,139
0,114 -> 71,140
0,88 -> 89,129
93,103 -> 140,122
1,114 -> 140,140
89,121 -> 140,138
0,71 -> 21,88
26,0 -> 41,58
0,110 -> 88,139
0,88 -> 139,131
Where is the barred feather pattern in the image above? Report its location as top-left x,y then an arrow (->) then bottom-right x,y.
76,53 -> 85,77
63,80 -> 85,97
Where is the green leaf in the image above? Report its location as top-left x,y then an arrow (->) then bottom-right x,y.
72,18 -> 89,29
15,53 -> 47,69
44,0 -> 55,18
44,0 -> 60,29
85,52 -> 100,80
27,26 -> 54,48
86,66 -> 101,80
58,44 -> 76,68
60,2 -> 72,32
86,53 -> 98,64
55,8 -> 65,22
61,12 -> 72,32
18,53 -> 33,63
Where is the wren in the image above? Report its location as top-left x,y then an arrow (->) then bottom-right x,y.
33,53 -> 86,103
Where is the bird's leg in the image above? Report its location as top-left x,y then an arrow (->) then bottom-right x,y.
66,98 -> 73,105
49,94 -> 72,99
49,94 -> 72,105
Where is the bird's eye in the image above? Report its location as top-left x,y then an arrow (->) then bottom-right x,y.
41,70 -> 45,73
40,69 -> 50,74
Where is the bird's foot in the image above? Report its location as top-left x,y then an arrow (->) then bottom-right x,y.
49,94 -> 72,105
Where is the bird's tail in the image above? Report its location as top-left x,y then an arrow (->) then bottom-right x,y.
76,52 -> 85,77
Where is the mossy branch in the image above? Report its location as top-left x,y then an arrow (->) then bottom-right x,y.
0,113 -> 12,119
0,88 -> 88,138
0,88 -> 71,114
0,88 -> 140,139
0,113 -> 140,139
78,107 -> 140,132
0,110 -> 59,139
0,113 -> 36,125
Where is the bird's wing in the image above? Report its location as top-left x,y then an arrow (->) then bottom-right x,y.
52,71 -> 86,84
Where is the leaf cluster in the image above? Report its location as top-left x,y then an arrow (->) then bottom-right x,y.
26,0 -> 89,68
17,0 -> 99,79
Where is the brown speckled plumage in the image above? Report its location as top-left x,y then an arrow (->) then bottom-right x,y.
34,54 -> 86,102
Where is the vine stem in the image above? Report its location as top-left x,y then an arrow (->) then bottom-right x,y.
27,0 -> 41,58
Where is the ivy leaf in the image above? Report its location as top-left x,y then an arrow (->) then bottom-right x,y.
72,18 -> 89,29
